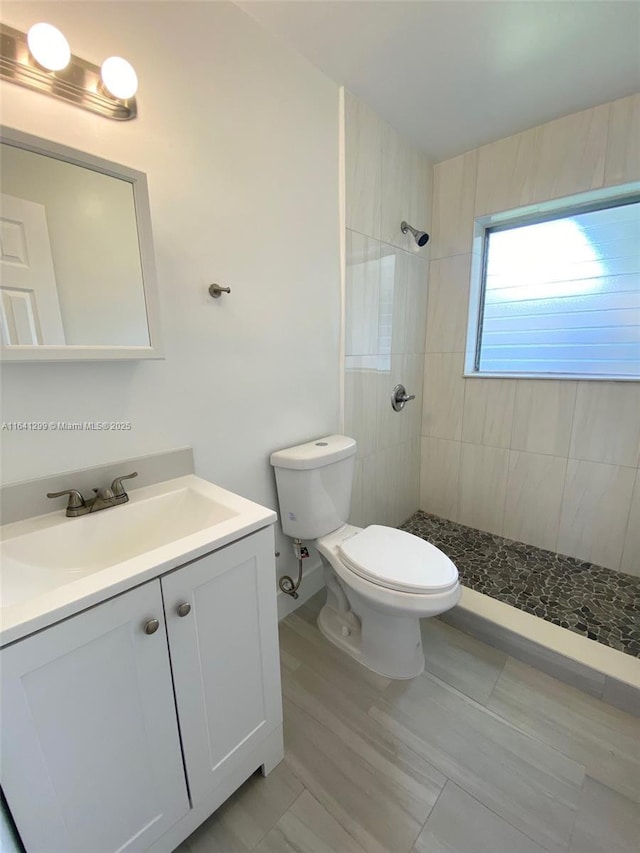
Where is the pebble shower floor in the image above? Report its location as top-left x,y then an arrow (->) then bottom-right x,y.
400,511 -> 640,658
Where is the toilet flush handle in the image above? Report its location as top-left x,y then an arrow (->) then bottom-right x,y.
391,384 -> 416,412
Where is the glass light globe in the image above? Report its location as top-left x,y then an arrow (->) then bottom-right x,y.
27,22 -> 71,72
101,56 -> 138,100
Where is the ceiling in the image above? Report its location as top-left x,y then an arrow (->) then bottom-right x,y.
238,1 -> 640,162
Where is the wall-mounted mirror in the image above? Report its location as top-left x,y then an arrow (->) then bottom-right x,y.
0,127 -> 163,361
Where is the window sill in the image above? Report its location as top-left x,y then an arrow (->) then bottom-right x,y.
463,371 -> 640,382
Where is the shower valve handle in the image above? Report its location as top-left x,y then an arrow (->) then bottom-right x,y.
391,384 -> 415,412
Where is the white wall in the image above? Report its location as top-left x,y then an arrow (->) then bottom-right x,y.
2,144 -> 147,345
420,94 -> 640,576
0,1 -> 341,582
343,91 -> 431,528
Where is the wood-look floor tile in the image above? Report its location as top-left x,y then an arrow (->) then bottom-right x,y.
296,591 -> 325,622
181,602 -> 638,853
487,658 -> 640,802
182,763 -> 303,852
286,662 -> 444,794
371,672 -> 584,853
413,780 -> 547,853
279,646 -> 302,674
568,776 -> 640,853
282,664 -> 446,853
255,790 -> 367,853
279,612 -> 391,712
421,618 -> 507,704
181,817 -> 251,853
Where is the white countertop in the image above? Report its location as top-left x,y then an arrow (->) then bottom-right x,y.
0,475 -> 277,646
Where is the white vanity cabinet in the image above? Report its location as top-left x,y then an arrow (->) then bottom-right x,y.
1,580 -> 190,853
1,526 -> 283,853
162,528 -> 282,807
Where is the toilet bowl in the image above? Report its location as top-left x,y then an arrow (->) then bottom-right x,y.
315,523 -> 460,678
270,434 -> 461,679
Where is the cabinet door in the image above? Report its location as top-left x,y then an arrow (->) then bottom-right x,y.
162,526 -> 282,804
1,581 -> 189,853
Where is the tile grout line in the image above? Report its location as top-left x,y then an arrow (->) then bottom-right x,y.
378,666 -> 587,764
409,774 -> 448,851
617,466 -> 638,573
266,765 -> 369,853
282,717 -> 387,853
483,652 -> 509,709
438,776 -> 557,853
500,377 -> 520,540
482,667 -> 640,797
254,786 -> 307,850
564,774 -> 587,853
456,353 -> 468,523
556,383 -> 579,556
298,787 -> 369,853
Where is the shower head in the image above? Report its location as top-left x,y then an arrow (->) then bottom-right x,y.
401,221 -> 430,247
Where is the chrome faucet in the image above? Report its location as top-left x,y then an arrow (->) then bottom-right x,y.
47,472 -> 138,517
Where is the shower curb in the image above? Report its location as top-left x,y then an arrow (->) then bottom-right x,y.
441,586 -> 640,717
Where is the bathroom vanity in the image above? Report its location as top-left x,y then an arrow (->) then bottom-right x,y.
0,475 -> 283,853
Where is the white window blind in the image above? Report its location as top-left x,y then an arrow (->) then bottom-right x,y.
476,199 -> 640,378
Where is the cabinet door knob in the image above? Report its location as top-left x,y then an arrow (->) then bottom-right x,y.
144,618 -> 160,635
177,602 -> 191,618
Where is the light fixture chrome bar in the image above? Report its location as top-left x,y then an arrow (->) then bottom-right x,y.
0,23 -> 136,120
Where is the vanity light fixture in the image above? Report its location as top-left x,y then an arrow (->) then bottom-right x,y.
0,22 -> 137,120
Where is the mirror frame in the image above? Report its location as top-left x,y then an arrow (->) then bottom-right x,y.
0,126 -> 164,362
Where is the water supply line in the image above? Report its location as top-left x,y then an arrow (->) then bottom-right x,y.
279,538 -> 306,599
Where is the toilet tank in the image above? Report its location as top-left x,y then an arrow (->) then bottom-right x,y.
270,435 -> 357,539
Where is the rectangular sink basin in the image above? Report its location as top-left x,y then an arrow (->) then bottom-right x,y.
0,475 -> 277,644
2,488 -> 236,606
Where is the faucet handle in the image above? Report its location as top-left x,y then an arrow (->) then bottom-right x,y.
46,489 -> 85,509
111,471 -> 138,498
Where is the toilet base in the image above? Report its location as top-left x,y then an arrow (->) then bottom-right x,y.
317,572 -> 425,679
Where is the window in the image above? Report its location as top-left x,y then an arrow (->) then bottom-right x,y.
466,189 -> 640,380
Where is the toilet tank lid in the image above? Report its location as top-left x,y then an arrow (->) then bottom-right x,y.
270,435 -> 357,470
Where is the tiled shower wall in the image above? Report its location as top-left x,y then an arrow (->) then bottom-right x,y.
421,93 -> 640,576
343,91 -> 432,528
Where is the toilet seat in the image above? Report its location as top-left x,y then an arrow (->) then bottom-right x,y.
338,525 -> 458,594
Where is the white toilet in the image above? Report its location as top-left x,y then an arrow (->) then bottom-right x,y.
270,434 -> 461,679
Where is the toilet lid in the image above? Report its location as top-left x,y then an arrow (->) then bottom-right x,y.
338,525 -> 458,594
